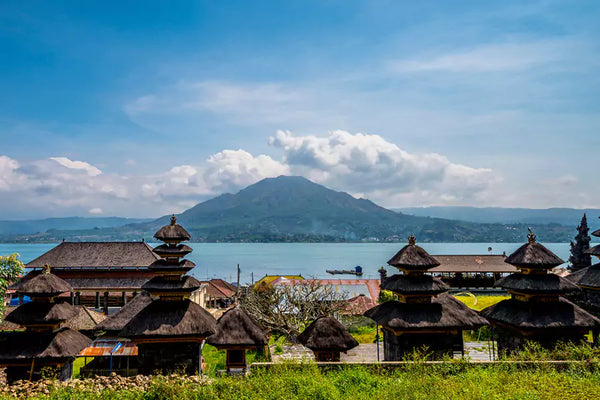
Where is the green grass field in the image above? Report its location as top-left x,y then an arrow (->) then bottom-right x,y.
453,293 -> 510,311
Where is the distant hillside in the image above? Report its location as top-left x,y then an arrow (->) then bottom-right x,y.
1,176 -> 581,243
396,206 -> 599,226
0,216 -> 152,235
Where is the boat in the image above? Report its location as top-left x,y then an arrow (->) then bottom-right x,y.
326,266 -> 363,276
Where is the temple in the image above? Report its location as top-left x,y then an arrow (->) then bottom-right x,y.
481,232 -> 600,353
297,316 -> 358,361
119,216 -> 217,375
364,235 -> 487,360
0,266 -> 91,382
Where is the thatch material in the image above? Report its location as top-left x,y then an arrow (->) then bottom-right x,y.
0,328 -> 91,361
505,236 -> 564,269
429,255 -> 515,273
5,302 -> 78,326
154,215 -> 191,242
297,317 -> 358,352
207,308 -> 267,348
592,228 -> 600,238
11,272 -> 72,296
480,297 -> 600,329
153,244 -> 193,257
26,242 -> 160,269
567,263 -> 600,289
381,274 -> 449,295
364,293 -> 488,330
142,276 -> 202,292
94,291 -> 154,333
148,259 -> 195,271
586,244 -> 600,257
497,273 -> 579,294
120,300 -> 216,338
2,305 -> 105,332
387,235 -> 439,271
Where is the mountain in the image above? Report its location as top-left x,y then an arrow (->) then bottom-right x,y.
1,176 -> 580,243
0,217 -> 152,235
395,206 -> 599,226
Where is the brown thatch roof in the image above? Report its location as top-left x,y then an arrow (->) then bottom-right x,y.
566,263 -> 600,289
153,244 -> 193,257
505,235 -> 564,269
586,244 -> 600,257
94,291 -> 154,333
387,235 -> 440,270
10,271 -> 72,296
26,241 -> 160,269
297,316 -> 358,352
0,328 -> 91,361
480,297 -> 600,329
592,228 -> 600,238
148,259 -> 195,271
142,275 -> 202,292
154,215 -> 191,242
429,255 -> 515,273
2,305 -> 106,332
496,273 -> 579,294
364,293 -> 488,330
120,299 -> 216,338
207,308 -> 267,348
381,274 -> 449,295
5,302 -> 78,326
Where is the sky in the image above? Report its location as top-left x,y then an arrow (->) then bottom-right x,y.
1,0 -> 599,219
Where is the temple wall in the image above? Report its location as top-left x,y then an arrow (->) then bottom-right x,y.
383,331 -> 461,361
137,342 -> 201,375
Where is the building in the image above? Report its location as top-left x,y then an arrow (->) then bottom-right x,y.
364,235 -> 488,360
428,254 -> 515,288
481,232 -> 600,353
203,279 -> 237,308
567,226 -> 600,319
270,277 -> 381,301
297,316 -> 358,361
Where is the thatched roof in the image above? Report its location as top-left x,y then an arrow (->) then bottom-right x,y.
592,228 -> 600,238
142,275 -> 202,292
566,263 -> 600,289
429,255 -> 515,273
26,242 -> 160,269
94,291 -> 154,333
381,274 -> 449,295
387,235 -> 440,271
0,328 -> 91,361
2,305 -> 106,332
586,244 -> 600,257
364,293 -> 488,330
505,233 -> 564,269
148,259 -> 195,272
10,271 -> 72,296
5,302 -> 78,326
154,215 -> 191,242
297,317 -> 358,352
480,297 -> 600,329
153,244 -> 193,257
207,308 -> 267,348
496,273 -> 579,294
120,299 -> 216,338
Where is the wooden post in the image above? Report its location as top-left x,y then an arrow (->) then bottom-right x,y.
121,292 -> 127,306
103,291 -> 109,314
236,264 -> 240,299
95,292 -> 100,309
75,292 -> 81,306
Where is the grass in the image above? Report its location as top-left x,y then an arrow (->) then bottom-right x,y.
453,293 -> 510,311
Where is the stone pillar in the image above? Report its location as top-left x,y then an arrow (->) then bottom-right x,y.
70,292 -> 74,305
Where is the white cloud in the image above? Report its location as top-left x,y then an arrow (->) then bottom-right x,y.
89,207 -> 103,215
49,157 -> 102,176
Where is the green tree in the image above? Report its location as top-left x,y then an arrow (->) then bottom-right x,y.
569,214 -> 591,271
0,253 -> 24,318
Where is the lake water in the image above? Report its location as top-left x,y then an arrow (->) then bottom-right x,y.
2,242 -> 594,285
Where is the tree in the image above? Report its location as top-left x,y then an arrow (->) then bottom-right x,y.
240,279 -> 347,341
569,214 -> 591,271
0,253 -> 24,318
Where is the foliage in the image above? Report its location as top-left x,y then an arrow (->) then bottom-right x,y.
240,280 -> 347,341
377,289 -> 395,303
0,253 -> 24,317
569,214 -> 592,271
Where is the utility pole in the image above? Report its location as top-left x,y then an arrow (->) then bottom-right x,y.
236,263 -> 240,298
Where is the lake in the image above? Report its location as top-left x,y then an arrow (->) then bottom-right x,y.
1,242 -> 593,285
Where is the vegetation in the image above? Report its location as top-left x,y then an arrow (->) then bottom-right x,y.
569,214 -> 592,271
0,253 -> 24,318
453,293 -> 509,311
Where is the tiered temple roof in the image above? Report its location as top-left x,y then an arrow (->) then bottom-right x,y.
568,221 -> 600,290
481,232 -> 600,351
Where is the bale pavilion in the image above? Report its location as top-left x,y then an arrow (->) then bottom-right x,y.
297,316 -> 358,361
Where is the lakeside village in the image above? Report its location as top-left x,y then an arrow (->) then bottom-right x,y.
1,215 -> 600,392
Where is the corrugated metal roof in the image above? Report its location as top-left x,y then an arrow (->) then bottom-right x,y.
79,339 -> 138,357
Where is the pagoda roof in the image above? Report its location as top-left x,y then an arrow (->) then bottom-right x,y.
297,316 -> 358,352
1,305 -> 105,332
480,297 -> 600,329
26,241 -> 160,269
119,299 -> 216,338
148,259 -> 195,271
206,308 -> 267,348
11,270 -> 72,296
505,233 -> 564,269
381,274 -> 449,295
4,302 -> 78,326
141,275 -> 203,292
387,235 -> 440,270
0,328 -> 91,361
94,291 -> 154,334
154,215 -> 191,242
364,293 -> 488,330
496,273 -> 579,294
153,244 -> 193,257
585,244 -> 600,257
592,228 -> 600,238
566,263 -> 600,289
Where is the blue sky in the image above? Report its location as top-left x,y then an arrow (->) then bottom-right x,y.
1,1 -> 599,218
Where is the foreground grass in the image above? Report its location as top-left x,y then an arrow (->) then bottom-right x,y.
4,363 -> 600,400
